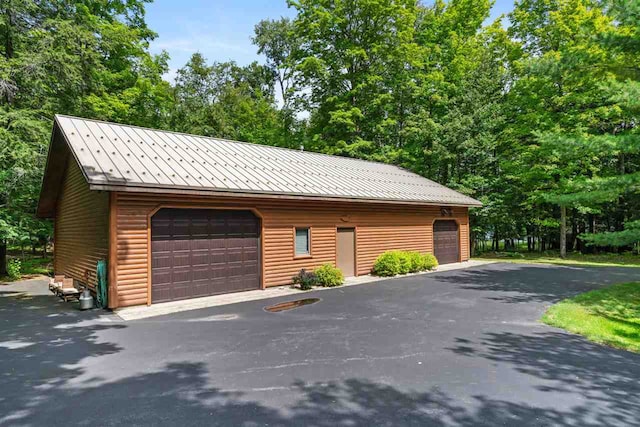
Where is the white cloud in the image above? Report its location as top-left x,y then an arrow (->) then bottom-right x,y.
154,37 -> 252,55
149,17 -> 263,83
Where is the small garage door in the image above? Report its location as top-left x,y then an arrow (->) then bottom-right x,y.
433,220 -> 459,265
151,209 -> 260,303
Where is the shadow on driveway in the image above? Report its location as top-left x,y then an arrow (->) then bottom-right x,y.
448,329 -> 640,426
431,263 -> 640,304
3,359 -> 630,426
0,291 -> 125,424
1,265 -> 640,426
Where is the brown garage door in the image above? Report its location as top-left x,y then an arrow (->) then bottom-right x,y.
433,220 -> 459,265
151,209 -> 260,303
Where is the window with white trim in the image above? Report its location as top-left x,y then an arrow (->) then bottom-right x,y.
295,227 -> 310,256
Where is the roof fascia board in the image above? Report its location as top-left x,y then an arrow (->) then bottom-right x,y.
90,183 -> 482,207
36,119 -> 73,218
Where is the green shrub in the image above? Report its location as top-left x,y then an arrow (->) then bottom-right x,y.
373,250 -> 439,276
372,251 -> 403,276
407,251 -> 424,273
315,263 -> 344,287
292,269 -> 318,290
7,259 -> 21,280
421,253 -> 438,270
396,251 -> 412,274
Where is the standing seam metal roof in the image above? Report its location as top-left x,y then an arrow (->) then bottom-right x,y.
54,115 -> 482,206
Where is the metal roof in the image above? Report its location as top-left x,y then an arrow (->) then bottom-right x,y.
52,114 -> 482,207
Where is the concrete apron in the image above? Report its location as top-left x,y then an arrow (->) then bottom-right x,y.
115,260 -> 494,321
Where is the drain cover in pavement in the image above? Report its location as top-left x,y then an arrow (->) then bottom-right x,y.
264,298 -> 320,313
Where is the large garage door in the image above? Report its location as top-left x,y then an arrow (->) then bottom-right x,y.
151,209 -> 260,303
433,220 -> 459,265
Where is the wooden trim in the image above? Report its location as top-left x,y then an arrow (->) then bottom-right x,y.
108,192 -> 118,308
292,225 -> 312,259
53,203 -> 58,273
354,226 -> 359,275
37,125 -> 73,218
333,227 -> 338,267
146,213 -> 152,305
260,219 -> 265,289
90,183 -> 482,208
147,204 -> 264,220
145,203 -> 266,303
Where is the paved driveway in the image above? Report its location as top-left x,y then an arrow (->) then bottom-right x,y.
1,263 -> 640,426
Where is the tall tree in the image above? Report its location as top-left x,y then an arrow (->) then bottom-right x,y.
171,54 -> 286,146
0,0 -> 172,272
289,0 -> 423,157
507,0 -> 640,255
253,17 -> 299,111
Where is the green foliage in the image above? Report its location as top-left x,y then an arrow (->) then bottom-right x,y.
6,258 -> 21,280
253,17 -> 300,113
288,0 -> 424,156
314,263 -> 344,287
373,251 -> 404,276
0,109 -> 52,255
396,251 -> 413,274
421,253 -> 439,271
542,282 -> 640,352
170,54 -> 294,147
480,0 -> 640,255
581,220 -> 640,252
475,251 -> 640,267
373,250 -> 438,277
487,252 -> 526,259
407,251 -> 423,273
19,256 -> 53,276
0,0 -> 169,269
3,0 -> 640,271
292,268 -> 318,290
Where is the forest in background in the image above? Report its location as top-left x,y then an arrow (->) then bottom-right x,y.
1,0 -> 639,275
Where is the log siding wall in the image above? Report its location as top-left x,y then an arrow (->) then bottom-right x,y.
54,161 -> 109,290
112,192 -> 469,308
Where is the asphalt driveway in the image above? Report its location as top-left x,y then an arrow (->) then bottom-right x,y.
1,263 -> 640,426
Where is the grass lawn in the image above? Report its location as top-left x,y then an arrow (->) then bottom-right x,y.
542,282 -> 640,353
474,251 -> 640,268
0,256 -> 53,283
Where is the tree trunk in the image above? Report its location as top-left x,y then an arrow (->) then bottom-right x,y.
560,205 -> 567,259
575,222 -> 582,252
584,214 -> 595,254
0,240 -> 6,276
4,9 -> 14,60
569,210 -> 577,252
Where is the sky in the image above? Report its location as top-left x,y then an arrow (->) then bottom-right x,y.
146,0 -> 516,82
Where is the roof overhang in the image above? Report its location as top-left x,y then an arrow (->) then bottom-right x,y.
37,120 -> 71,218
88,182 -> 483,207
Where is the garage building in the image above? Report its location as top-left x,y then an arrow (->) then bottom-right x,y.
37,115 -> 482,308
